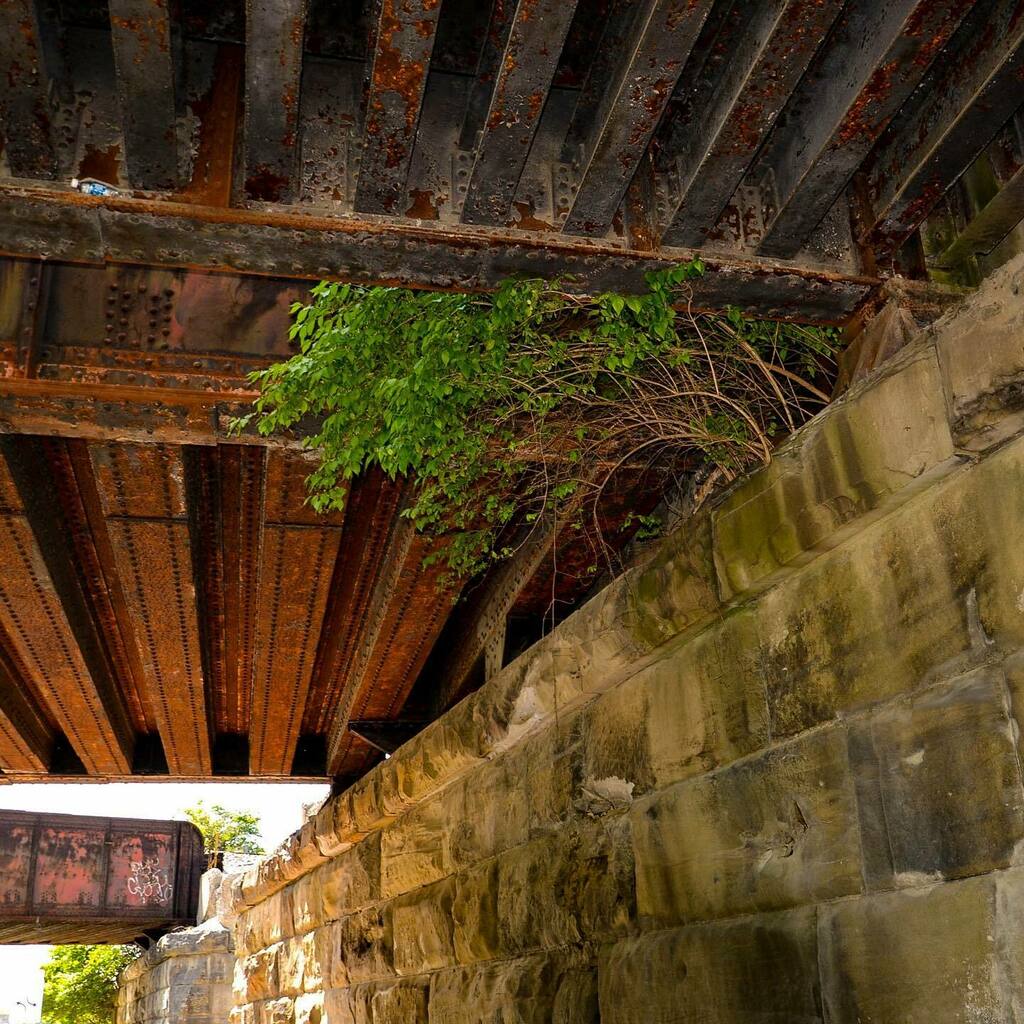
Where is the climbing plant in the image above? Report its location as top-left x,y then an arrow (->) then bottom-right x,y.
238,261 -> 837,580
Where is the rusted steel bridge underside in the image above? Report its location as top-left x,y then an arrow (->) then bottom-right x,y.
0,0 -> 1022,782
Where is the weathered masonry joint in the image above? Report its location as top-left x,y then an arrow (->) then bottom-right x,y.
114,257 -> 1024,1021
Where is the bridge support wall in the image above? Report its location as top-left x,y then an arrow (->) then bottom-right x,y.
115,872 -> 236,1024
214,255 -> 1024,1022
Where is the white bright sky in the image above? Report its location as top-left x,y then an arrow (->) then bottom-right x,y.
0,781 -> 329,1021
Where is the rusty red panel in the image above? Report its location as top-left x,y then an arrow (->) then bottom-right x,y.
90,443 -> 188,519
88,442 -> 212,775
0,501 -> 133,775
250,452 -> 344,775
0,810 -> 204,942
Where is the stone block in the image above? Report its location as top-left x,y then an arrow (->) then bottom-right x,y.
451,860 -> 501,964
631,725 -> 862,925
316,833 -> 381,921
290,873 -> 324,936
754,497 -> 977,740
264,997 -> 296,1024
350,979 -> 429,1024
522,715 -> 585,833
278,932 -> 321,996
295,993 -> 324,1024
387,876 -> 457,975
850,669 -> 1024,888
337,908 -> 395,985
428,951 -> 591,1024
818,870 -> 1024,1022
243,945 -> 280,1001
713,342 -> 958,598
934,254 -> 1024,452
638,610 -> 768,791
324,989 -> 356,1024
380,794 -> 450,900
598,906 -> 821,1023
446,754 -> 529,871
240,889 -> 295,954
627,512 -> 720,650
501,820 -> 636,953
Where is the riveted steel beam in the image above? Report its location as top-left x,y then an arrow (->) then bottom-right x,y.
661,0 -> 845,248
248,450 -> 344,776
0,636 -> 55,773
243,0 -> 308,203
327,512 -> 459,777
458,0 -> 515,151
0,437 -> 136,775
88,442 -> 212,775
754,0 -> 975,259
0,0 -> 58,179
0,192 -> 878,321
109,0 -> 179,190
354,0 -> 443,215
460,0 -> 579,226
561,0 -> 715,238
862,0 -> 1024,254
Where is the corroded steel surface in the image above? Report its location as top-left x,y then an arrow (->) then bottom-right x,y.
0,810 -> 203,943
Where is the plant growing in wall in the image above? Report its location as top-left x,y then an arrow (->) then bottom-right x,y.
238,261 -> 837,580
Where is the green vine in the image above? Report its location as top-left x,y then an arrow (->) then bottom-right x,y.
237,261 -> 838,580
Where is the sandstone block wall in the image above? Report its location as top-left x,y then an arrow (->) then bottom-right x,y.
227,256 -> 1024,1023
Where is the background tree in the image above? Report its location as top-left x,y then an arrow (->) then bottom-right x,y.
183,802 -> 265,869
41,944 -> 140,1024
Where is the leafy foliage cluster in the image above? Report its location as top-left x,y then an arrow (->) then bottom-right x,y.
42,944 -> 140,1024
240,262 -> 837,580
184,801 -> 265,869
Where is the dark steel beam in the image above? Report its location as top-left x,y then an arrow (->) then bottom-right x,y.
934,163 -> 1024,267
862,0 -> 1024,254
754,0 -> 975,258
434,516 -> 559,710
354,0 -> 443,215
561,0 -> 715,238
0,437 -> 136,775
326,517 -> 458,777
460,0 -> 579,226
560,0 -> 641,164
108,0 -> 179,191
0,192 -> 878,321
348,719 -> 425,755
458,0 -> 515,151
0,0 -> 58,179
661,0 -> 845,248
243,0 -> 308,203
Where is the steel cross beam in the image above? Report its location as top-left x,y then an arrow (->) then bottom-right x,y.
0,189 -> 877,322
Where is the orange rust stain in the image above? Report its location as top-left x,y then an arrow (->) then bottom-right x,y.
510,201 -> 551,231
405,189 -> 440,220
79,143 -> 122,184
176,44 -> 242,208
